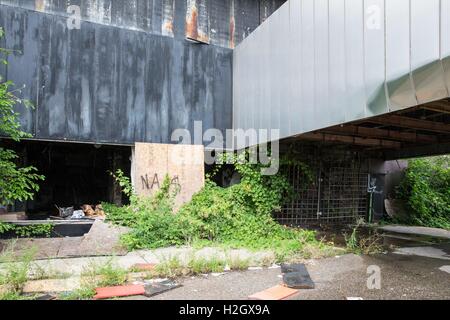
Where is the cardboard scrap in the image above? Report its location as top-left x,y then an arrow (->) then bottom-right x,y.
144,280 -> 182,298
249,285 -> 299,301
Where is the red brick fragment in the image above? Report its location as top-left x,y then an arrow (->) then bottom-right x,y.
94,285 -> 146,300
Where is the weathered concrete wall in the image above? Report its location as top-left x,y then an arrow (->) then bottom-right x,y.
0,4 -> 233,145
133,142 -> 205,208
0,0 -> 286,49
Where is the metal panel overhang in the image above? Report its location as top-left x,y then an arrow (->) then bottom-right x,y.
233,0 -> 450,148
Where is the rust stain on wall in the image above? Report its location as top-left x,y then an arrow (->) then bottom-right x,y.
186,0 -> 199,40
186,0 -> 209,43
162,0 -> 174,37
229,0 -> 235,49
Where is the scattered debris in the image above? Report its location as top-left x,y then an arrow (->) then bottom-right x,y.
77,220 -> 129,256
281,263 -> 315,289
94,205 -> 106,218
54,204 -> 106,221
82,205 -> 96,217
56,206 -> 74,219
71,210 -> 85,220
36,294 -> 56,301
249,285 -> 299,300
81,204 -> 106,220
144,280 -> 181,298
94,285 -> 146,300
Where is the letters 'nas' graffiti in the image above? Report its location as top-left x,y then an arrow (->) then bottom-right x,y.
141,174 -> 181,191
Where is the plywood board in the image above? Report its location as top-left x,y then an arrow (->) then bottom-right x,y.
134,143 -> 205,209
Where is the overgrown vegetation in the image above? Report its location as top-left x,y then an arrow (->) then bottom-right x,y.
151,255 -> 251,279
396,156 -> 450,230
344,219 -> 383,255
0,245 -> 36,299
0,221 -> 54,238
60,259 -> 128,300
0,27 -> 44,205
105,153 -> 336,261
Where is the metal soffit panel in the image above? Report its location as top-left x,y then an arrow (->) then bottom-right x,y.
233,0 -> 450,146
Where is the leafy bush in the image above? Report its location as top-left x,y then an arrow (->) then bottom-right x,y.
397,156 -> 450,230
0,28 -> 45,205
105,153 -> 332,261
0,222 -> 54,238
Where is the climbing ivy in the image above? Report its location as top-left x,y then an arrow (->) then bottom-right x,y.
105,152 -> 329,260
397,156 -> 450,230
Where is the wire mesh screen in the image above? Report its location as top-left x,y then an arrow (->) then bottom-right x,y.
276,151 -> 369,227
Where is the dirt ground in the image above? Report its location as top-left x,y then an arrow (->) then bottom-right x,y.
143,244 -> 450,300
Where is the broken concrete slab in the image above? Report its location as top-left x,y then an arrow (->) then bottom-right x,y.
280,263 -> 315,289
144,280 -> 182,298
248,285 -> 299,300
283,272 -> 315,290
94,285 -> 146,300
57,237 -> 84,257
439,266 -> 450,274
379,225 -> 450,240
0,238 -> 64,260
394,246 -> 450,261
77,220 -> 130,257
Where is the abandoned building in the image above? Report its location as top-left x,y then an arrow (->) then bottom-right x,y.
1,0 -> 450,227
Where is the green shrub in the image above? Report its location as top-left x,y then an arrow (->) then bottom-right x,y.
0,246 -> 36,299
0,222 -> 54,238
397,156 -> 450,230
105,153 -> 331,260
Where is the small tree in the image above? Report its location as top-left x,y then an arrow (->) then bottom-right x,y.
0,27 -> 44,206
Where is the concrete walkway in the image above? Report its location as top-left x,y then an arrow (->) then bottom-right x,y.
0,220 -> 130,260
0,246 -> 276,278
379,225 -> 450,240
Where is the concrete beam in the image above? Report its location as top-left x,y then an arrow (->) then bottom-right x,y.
323,125 -> 437,144
383,141 -> 450,160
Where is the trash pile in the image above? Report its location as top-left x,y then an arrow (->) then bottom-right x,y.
56,204 -> 106,220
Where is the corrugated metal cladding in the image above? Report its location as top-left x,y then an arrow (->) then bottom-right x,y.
233,0 -> 450,147
0,0 -> 286,48
0,5 -> 233,145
